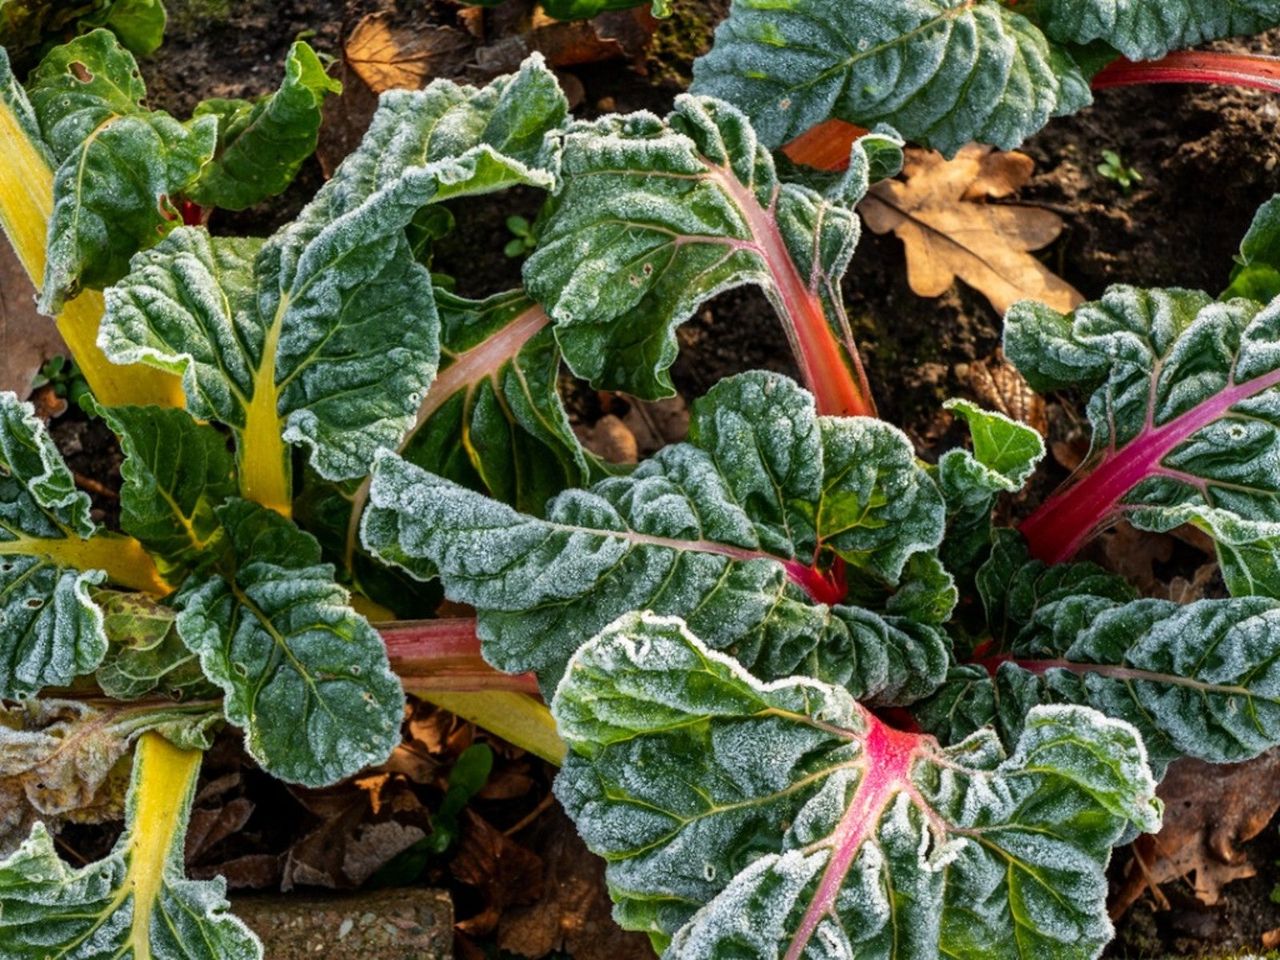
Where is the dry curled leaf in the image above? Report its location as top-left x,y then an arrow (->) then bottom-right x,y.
498,808 -> 652,960
860,145 -> 1084,315
0,701 -> 143,856
962,349 -> 1046,436
1112,749 -> 1280,917
346,12 -> 475,93
452,808 -> 543,936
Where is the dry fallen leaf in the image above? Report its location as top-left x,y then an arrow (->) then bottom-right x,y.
1112,749 -> 1280,918
346,12 -> 475,93
0,234 -> 66,397
452,808 -> 543,936
498,808 -> 652,960
860,145 -> 1084,316
575,413 -> 639,464
962,349 -> 1047,436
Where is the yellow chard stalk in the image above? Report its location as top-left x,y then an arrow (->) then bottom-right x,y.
0,60 -> 183,410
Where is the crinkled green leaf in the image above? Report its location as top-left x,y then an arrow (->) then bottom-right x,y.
690,0 -> 1092,156
0,392 -> 111,699
1224,193 -> 1280,303
524,95 -> 883,401
976,530 -> 1139,651
934,398 -> 1045,580
102,404 -> 236,578
175,498 -> 402,786
1006,284 -> 1280,596
95,590 -> 216,700
917,531 -> 1280,774
400,288 -> 590,516
0,733 -> 261,960
27,29 -> 217,312
553,612 -> 1161,958
364,371 -> 949,701
187,41 -> 340,211
102,57 -> 567,488
1029,0 -> 1280,61
0,697 -> 219,856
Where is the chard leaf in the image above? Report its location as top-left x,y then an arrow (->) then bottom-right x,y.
187,41 -> 341,211
102,58 -> 567,499
95,590 -> 216,700
1224,193 -> 1280,303
690,0 -> 1092,156
0,733 -> 262,960
0,698 -> 220,856
553,612 -> 1161,957
935,398 -> 1045,580
399,288 -> 589,516
1029,0 -> 1280,61
1006,285 -> 1280,595
0,392 -> 118,699
918,531 -> 1280,773
103,404 -> 237,578
0,0 -> 166,67
78,0 -> 167,57
524,95 -> 882,406
27,29 -> 218,312
364,371 -> 950,702
176,499 -> 403,786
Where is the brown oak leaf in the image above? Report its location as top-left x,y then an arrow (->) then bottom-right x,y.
860,145 -> 1084,316
345,13 -> 475,93
1112,749 -> 1280,918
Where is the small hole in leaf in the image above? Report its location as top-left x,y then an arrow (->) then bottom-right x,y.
68,61 -> 92,83
703,863 -> 716,881
350,665 -> 361,676
232,662 -> 248,678
25,598 -> 43,610
0,562 -> 14,573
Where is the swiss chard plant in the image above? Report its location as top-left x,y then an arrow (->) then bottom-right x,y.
691,0 -> 1280,160
4,10 -> 1280,960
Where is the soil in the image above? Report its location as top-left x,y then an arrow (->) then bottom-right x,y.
36,0 -> 1280,956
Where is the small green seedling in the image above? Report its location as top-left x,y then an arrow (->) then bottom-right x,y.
503,214 -> 538,258
1097,149 -> 1143,194
30,354 -> 90,406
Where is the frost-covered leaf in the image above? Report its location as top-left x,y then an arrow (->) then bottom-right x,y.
102,57 -> 567,495
103,404 -> 237,578
95,590 -> 216,700
934,398 -> 1045,580
1030,0 -> 1280,62
916,530 -> 1280,774
187,41 -> 341,211
690,0 -> 1092,156
175,498 -> 402,786
1006,284 -> 1280,596
524,95 -> 883,408
27,29 -> 217,312
0,392 -> 114,699
0,733 -> 262,960
399,289 -> 590,516
0,697 -> 219,856
553,612 -> 1161,957
364,371 -> 949,701
1224,193 -> 1280,304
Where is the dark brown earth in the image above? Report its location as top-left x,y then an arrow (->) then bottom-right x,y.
38,0 -> 1280,955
